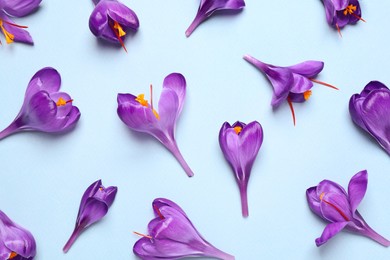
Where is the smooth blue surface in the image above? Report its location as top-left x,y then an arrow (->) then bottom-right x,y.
1,0 -> 390,259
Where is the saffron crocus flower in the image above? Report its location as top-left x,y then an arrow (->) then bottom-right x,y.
89,0 -> 139,52
0,0 -> 41,45
306,170 -> 390,247
117,73 -> 194,177
0,67 -> 81,140
133,198 -> 235,260
349,81 -> 390,155
185,0 -> 245,37
0,210 -> 36,260
321,0 -> 365,36
63,180 -> 117,253
244,55 -> 338,125
219,121 -> 263,217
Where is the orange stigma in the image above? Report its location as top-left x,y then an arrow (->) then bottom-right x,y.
135,90 -> 160,120
233,126 -> 242,134
133,231 -> 152,239
56,97 -> 73,107
287,97 -> 296,126
335,23 -> 342,37
319,192 -> 350,221
343,4 -> 366,22
110,21 -> 127,53
153,204 -> 165,219
303,90 -> 312,101
8,252 -> 18,259
309,78 -> 339,90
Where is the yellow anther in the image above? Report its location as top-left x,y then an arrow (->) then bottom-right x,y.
319,192 -> 325,201
56,97 -> 67,106
343,4 -> 357,15
8,252 -> 18,259
135,94 -> 149,107
233,126 -> 242,134
0,19 -> 15,44
303,90 -> 312,101
113,21 -> 126,37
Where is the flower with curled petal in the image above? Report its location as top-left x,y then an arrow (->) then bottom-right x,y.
63,180 -> 118,253
186,0 -> 245,37
0,67 -> 80,140
307,170 -> 390,247
117,73 -> 194,177
0,210 -> 36,260
89,0 -> 139,52
244,55 -> 338,125
0,0 -> 41,45
219,121 -> 263,217
133,198 -> 235,260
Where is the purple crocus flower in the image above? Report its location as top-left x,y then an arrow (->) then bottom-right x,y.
89,0 -> 139,52
349,81 -> 390,155
63,180 -> 117,253
133,198 -> 235,260
185,0 -> 245,37
244,55 -> 338,125
307,170 -> 390,247
321,0 -> 365,36
0,67 -> 81,140
0,210 -> 36,260
117,73 -> 194,177
219,121 -> 263,217
0,0 -> 41,45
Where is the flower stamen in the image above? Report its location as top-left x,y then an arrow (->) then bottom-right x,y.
8,252 -> 18,259
56,97 -> 73,107
287,97 -> 296,126
110,21 -> 127,53
133,231 -> 152,239
303,90 -> 312,101
319,192 -> 350,221
233,126 -> 242,134
309,78 -> 339,90
153,204 -> 165,219
135,93 -> 160,120
335,23 -> 342,38
0,19 -> 15,44
343,4 -> 357,15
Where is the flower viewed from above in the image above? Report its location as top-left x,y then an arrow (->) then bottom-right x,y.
219,121 -> 263,217
133,198 -> 235,260
244,55 -> 338,125
306,170 -> 390,247
320,0 -> 365,36
117,73 -> 194,177
0,0 -> 41,45
89,0 -> 139,52
0,67 -> 80,140
63,180 -> 117,253
185,0 -> 245,37
0,210 -> 36,260
349,81 -> 390,156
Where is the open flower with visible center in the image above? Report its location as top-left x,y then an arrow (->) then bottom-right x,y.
307,170 -> 390,247
0,0 -> 41,45
349,81 -> 390,156
89,0 -> 139,52
186,0 -> 245,37
321,0 -> 365,36
0,210 -> 36,260
0,67 -> 80,140
117,73 -> 194,177
244,55 -> 338,125
133,198 -> 235,260
63,180 -> 117,253
219,121 -> 263,217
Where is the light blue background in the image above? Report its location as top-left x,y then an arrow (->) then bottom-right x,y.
1,0 -> 390,259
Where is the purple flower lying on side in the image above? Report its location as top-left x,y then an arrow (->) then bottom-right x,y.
186,0 -> 245,37
63,180 -> 117,253
133,198 -> 235,260
0,210 -> 36,260
0,0 -> 41,44
307,170 -> 390,247
0,67 -> 80,140
244,55 -> 338,125
320,0 -> 365,36
89,0 -> 139,52
219,121 -> 263,217
349,81 -> 390,155
117,73 -> 194,177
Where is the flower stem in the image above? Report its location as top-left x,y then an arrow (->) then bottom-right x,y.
243,55 -> 268,73
239,185 -> 249,218
165,141 -> 194,177
362,225 -> 390,247
63,226 -> 83,253
0,122 -> 19,140
185,16 -> 203,37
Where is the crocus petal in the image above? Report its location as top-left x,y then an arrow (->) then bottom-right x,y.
315,222 -> 349,246
77,180 -> 102,218
323,0 -> 336,25
320,193 -> 352,223
349,94 -> 368,131
238,121 -> 263,175
26,91 -> 57,126
360,81 -> 389,97
360,90 -> 390,154
1,0 -> 41,17
161,73 -> 186,116
329,0 -> 349,10
77,198 -> 108,228
316,180 -> 348,197
348,170 -> 368,214
49,92 -> 73,117
289,74 -> 314,94
153,198 -> 188,218
306,186 -> 322,217
287,61 -> 324,78
25,67 -> 61,100
0,16 -> 33,44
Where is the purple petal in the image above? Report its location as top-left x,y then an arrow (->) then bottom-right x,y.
348,170 -> 367,214
349,94 -> 368,131
1,0 -> 41,17
306,186 -> 322,217
360,81 -> 389,98
287,61 -> 324,78
289,74 -> 314,94
320,192 -> 352,223
157,86 -> 180,136
77,198 -> 108,228
238,121 -> 263,175
77,180 -> 102,220
161,73 -> 186,116
49,92 -> 73,117
25,67 -> 61,100
219,121 -> 241,174
315,222 -> 349,246
1,16 -> 33,44
360,89 -> 390,154
93,186 -> 118,208
316,179 -> 348,197
329,0 -> 349,10
152,198 -> 188,218
323,0 -> 336,25
26,91 -> 57,126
